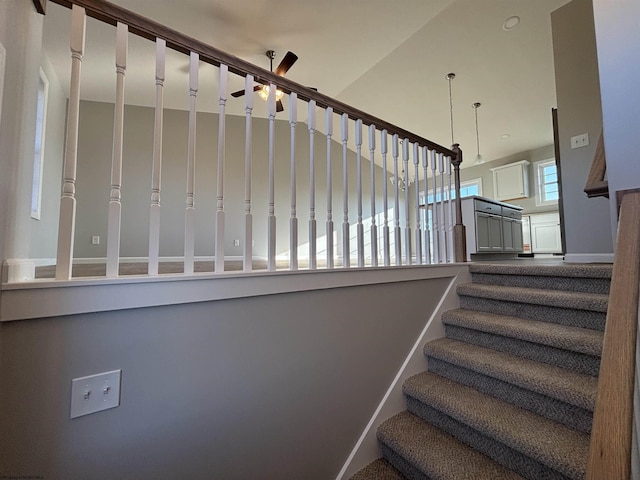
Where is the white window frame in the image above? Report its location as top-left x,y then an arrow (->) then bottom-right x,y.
421,177 -> 483,205
31,67 -> 49,220
534,158 -> 559,206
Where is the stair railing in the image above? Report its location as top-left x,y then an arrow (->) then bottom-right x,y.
586,189 -> 640,479
37,0 -> 465,281
584,130 -> 608,198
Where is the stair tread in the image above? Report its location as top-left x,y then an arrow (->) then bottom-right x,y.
469,263 -> 612,278
349,458 -> 405,480
442,308 -> 603,356
457,283 -> 609,312
424,337 -> 597,410
378,411 -> 526,480
404,372 -> 589,479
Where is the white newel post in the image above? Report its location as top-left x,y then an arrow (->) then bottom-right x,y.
148,38 -> 165,276
392,134 -> 401,265
308,99 -> 317,270
106,22 -> 128,278
414,143 -> 422,265
438,153 -> 447,263
289,93 -> 298,271
381,130 -> 390,266
369,124 -> 378,267
267,84 -> 277,271
422,147 -> 431,264
184,52 -> 198,275
355,119 -> 364,267
325,107 -> 334,269
55,5 -> 86,280
243,75 -> 254,272
341,113 -> 350,268
215,64 -> 228,273
431,149 -> 439,263
446,155 -> 455,263
403,138 -> 411,265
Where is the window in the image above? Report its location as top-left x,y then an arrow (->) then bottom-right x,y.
535,159 -> 559,206
423,177 -> 483,204
31,68 -> 49,220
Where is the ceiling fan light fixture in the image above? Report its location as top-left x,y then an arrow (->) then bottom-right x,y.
258,85 -> 285,102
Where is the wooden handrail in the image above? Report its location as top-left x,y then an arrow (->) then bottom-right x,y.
584,130 -> 608,198
586,190 -> 640,480
33,0 -> 47,14
47,0 -> 455,158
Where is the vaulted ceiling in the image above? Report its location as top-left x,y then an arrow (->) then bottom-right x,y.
42,0 -> 571,166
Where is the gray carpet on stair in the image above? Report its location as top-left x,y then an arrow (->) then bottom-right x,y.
403,373 -> 589,480
468,263 -> 612,279
377,411 -> 526,480
442,308 -> 603,356
444,324 -> 601,376
470,272 -> 611,294
349,458 -> 407,480
427,357 -> 593,433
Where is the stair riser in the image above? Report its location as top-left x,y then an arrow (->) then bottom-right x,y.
380,443 -> 431,480
458,296 -> 606,331
427,358 -> 593,433
444,325 -> 601,376
470,273 -> 610,294
405,396 -> 574,480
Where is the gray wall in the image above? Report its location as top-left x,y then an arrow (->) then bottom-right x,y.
71,101 -> 393,259
550,0 -> 613,255
29,53 -> 65,259
458,144 -> 558,215
0,276 -> 451,480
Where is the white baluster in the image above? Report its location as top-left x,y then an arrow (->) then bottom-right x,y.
148,38 -> 165,277
403,138 -> 411,265
355,119 -> 364,268
431,149 -> 439,263
446,155 -> 455,263
422,147 -> 431,264
414,143 -> 422,265
308,99 -> 317,270
215,64 -> 228,273
341,113 -> 350,268
267,83 -> 277,271
56,5 -> 85,280
381,130 -> 390,266
369,124 -> 378,267
106,22 -> 128,278
325,108 -> 334,269
438,152 -> 447,263
243,75 -> 254,272
392,134 -> 402,265
289,93 -> 298,271
184,52 -> 198,275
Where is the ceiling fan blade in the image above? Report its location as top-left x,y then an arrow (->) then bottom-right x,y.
231,85 -> 263,98
274,51 -> 298,76
276,99 -> 284,112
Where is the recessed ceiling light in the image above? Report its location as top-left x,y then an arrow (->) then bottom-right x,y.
501,133 -> 511,140
503,16 -> 520,31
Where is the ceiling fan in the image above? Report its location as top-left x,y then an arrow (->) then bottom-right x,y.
231,50 -> 298,112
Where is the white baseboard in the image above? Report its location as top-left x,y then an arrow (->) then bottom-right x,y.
563,253 -> 614,264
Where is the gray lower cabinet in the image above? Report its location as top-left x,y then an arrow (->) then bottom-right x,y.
476,212 -> 503,252
503,217 -> 523,252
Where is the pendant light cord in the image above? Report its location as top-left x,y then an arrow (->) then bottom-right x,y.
448,75 -> 455,146
475,105 -> 480,156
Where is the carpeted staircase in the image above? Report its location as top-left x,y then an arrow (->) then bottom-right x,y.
350,262 -> 612,480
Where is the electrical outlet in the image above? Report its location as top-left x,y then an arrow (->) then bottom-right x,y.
570,133 -> 589,149
70,370 -> 121,419
233,239 -> 240,247
91,235 -> 100,245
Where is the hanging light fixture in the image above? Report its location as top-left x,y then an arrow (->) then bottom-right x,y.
446,73 -> 456,146
473,102 -> 485,164
390,168 -> 415,191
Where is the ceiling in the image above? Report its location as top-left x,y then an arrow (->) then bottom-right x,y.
42,0 -> 571,167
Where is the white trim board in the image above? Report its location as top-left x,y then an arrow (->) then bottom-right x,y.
563,253 -> 614,264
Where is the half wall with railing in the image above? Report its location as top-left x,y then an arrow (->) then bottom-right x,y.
21,0 -> 466,283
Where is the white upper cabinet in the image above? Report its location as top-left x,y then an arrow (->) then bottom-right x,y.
491,160 -> 530,201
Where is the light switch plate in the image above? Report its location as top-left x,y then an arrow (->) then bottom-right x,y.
70,370 -> 121,419
570,133 -> 589,149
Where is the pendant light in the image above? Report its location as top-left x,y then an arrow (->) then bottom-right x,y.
472,102 -> 485,165
446,73 -> 456,146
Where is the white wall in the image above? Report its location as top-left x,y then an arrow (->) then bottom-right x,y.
592,0 -> 640,240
